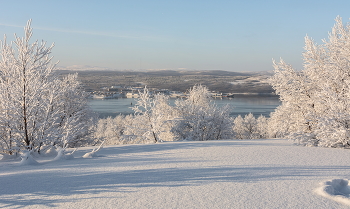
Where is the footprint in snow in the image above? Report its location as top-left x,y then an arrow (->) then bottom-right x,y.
315,179 -> 350,206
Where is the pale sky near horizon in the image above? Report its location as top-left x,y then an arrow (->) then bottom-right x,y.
0,0 -> 349,72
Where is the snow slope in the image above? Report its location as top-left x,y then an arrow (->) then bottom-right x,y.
1,139 -> 350,208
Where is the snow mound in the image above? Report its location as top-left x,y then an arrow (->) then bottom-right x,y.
43,146 -> 58,157
53,147 -> 76,160
82,141 -> 104,158
19,151 -> 39,166
82,149 -> 101,158
315,179 -> 350,206
82,151 -> 97,158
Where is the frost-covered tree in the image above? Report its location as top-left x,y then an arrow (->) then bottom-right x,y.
53,73 -> 96,148
233,114 -> 268,139
233,115 -> 245,139
269,16 -> 350,147
269,59 -> 317,142
172,85 -> 233,141
256,115 -> 268,139
0,20 -> 95,155
94,114 -> 140,145
94,116 -> 121,145
128,87 -> 174,143
233,113 -> 267,139
243,113 -> 258,139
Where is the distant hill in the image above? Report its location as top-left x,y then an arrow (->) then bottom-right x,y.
58,70 -> 274,94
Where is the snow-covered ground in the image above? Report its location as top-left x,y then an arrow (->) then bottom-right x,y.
1,139 -> 350,208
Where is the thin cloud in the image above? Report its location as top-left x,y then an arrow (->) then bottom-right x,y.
0,22 -> 169,42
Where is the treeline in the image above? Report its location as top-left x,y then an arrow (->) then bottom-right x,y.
93,85 -> 271,146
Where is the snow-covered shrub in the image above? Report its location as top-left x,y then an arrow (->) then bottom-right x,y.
126,87 -> 175,143
244,113 -> 258,139
172,85 -> 233,141
94,115 -> 127,145
233,113 -> 267,139
131,89 -> 175,142
256,115 -> 268,139
233,115 -> 246,139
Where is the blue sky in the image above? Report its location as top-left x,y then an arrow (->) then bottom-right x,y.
0,0 -> 350,72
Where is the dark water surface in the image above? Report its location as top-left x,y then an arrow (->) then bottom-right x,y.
88,95 -> 281,118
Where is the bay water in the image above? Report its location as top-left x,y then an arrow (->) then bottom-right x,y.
88,95 -> 281,119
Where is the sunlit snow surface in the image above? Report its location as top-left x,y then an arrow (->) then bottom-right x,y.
1,139 -> 350,208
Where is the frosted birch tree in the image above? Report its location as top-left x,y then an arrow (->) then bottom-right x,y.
94,115 -> 136,145
256,115 -> 268,139
233,113 -> 266,139
243,113 -> 258,139
129,87 -> 174,143
269,16 -> 350,147
0,20 -> 94,155
233,115 -> 245,139
172,85 -> 233,141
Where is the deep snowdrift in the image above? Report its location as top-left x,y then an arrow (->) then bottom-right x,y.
1,139 -> 350,208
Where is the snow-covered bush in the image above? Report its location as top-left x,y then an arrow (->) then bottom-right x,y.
94,115 -> 127,145
129,87 -> 175,143
233,113 -> 268,139
243,113 -> 258,139
269,16 -> 350,147
0,20 -> 95,155
233,115 -> 246,139
172,85 -> 233,141
256,115 -> 269,139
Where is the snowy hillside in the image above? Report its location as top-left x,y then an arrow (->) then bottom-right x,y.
1,139 -> 350,208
